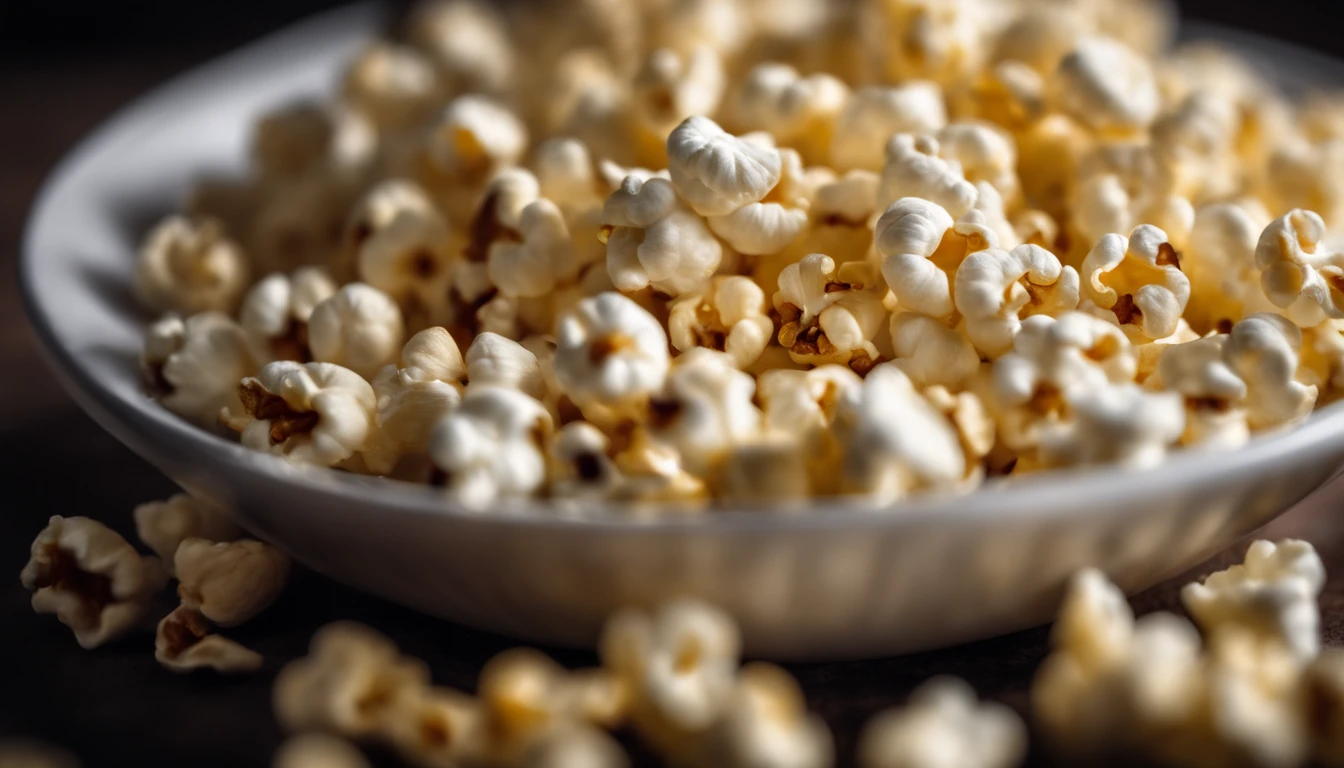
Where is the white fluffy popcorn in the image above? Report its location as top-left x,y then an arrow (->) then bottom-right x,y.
135,216 -> 249,316
1183,201 -> 1274,333
1052,36 -> 1160,134
1255,209 -> 1344,328
667,116 -> 783,218
668,276 -> 773,368
175,537 -> 290,627
954,244 -> 1080,358
555,292 -> 671,406
1150,335 -> 1250,449
1224,314 -> 1318,431
830,83 -> 948,172
133,493 -> 239,571
730,63 -> 847,164
602,175 -> 723,296
858,677 -> 1026,768
774,254 -> 887,367
698,663 -> 834,768
875,197 -> 991,320
631,47 -> 727,144
646,348 -> 762,477
425,94 -> 527,181
308,283 -> 407,380
428,385 -> 553,509
349,179 -> 455,312
888,313 -> 980,391
143,311 -> 263,427
877,135 -> 977,217
1038,383 -> 1184,470
487,198 -> 578,298
706,147 -> 811,256
365,327 -> 466,474
1182,539 -> 1326,662
227,360 -> 377,467
937,121 -> 1019,204
407,0 -> 514,96
239,267 -> 337,359
1080,225 -> 1191,342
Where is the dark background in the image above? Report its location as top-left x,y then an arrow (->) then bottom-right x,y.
2,2 -> 1344,767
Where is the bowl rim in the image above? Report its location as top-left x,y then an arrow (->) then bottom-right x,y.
19,6 -> 1344,534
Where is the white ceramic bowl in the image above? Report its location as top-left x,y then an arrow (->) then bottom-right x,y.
20,4 -> 1344,661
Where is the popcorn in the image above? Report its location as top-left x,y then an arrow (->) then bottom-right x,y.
135,216 -> 249,316
602,175 -> 723,296
273,734 -> 372,768
1052,37 -> 1160,135
155,605 -> 263,674
865,0 -> 981,87
1182,539 -> 1326,662
406,0 -> 514,96
308,283 -> 407,380
631,47 -> 727,150
347,180 -> 455,315
1182,201 -> 1273,334
364,327 -> 466,474
954,244 -> 1080,358
142,311 -> 262,427
716,436 -> 812,504
706,147 -> 811,256
1267,141 -> 1344,232
1224,314 -> 1318,430
555,292 -> 671,407
251,102 -> 375,184
757,365 -> 862,493
383,685 -> 484,767
226,361 -> 377,467
729,63 -> 848,165
697,663 -> 834,768
466,331 -> 544,398
667,116 -> 783,218
239,268 -> 338,360
133,493 -> 239,571
1255,209 -> 1344,328
487,198 -> 579,299
600,599 -> 741,757
644,348 -> 762,478
832,364 -> 966,503
858,677 -> 1026,768
1080,225 -> 1191,342
831,84 -> 948,173
524,726 -> 630,768
342,43 -> 441,132
1037,383 -> 1184,470
20,516 -> 168,649
424,95 -> 528,196
1150,335 -> 1250,450
175,537 -> 290,627
773,254 -> 886,367
875,197 -> 990,321
668,276 -> 774,368
428,386 -> 553,508
936,121 -> 1019,205
888,313 -> 980,391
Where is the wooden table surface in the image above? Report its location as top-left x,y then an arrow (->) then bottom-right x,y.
3,49 -> 1344,768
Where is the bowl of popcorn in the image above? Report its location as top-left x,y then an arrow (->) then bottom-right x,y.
21,0 -> 1344,660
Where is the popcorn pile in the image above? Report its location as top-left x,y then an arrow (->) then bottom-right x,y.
141,0 -> 1344,510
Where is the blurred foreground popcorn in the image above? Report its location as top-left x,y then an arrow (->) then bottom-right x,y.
20,516 -> 168,649
273,734 -> 371,768
858,677 -> 1025,768
133,493 -> 239,570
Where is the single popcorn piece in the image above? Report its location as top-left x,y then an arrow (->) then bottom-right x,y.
342,42 -> 441,132
549,421 -> 627,502
888,313 -> 980,391
1080,225 -> 1191,342
132,493 -> 239,570
227,360 -> 377,467
466,332 -> 544,399
487,198 -> 579,298
706,147 -> 811,256
307,283 -> 406,380
134,216 -> 249,316
668,276 -> 774,369
384,685 -> 484,768
273,734 -> 372,768
1182,201 -> 1274,334
428,386 -> 553,509
645,348 -> 762,477
175,537 -> 290,627
1150,335 -> 1250,450
832,364 -> 966,504
757,365 -> 862,493
142,312 -> 262,427
1267,140 -> 1344,232
832,85 -> 948,173
630,47 -> 727,148
239,268 -> 338,360
600,599 -> 741,758
1255,209 -> 1344,328
555,292 -> 671,407
347,179 -> 456,314
424,95 -> 528,190
774,254 -> 886,368
936,121 -> 1020,206
1070,173 -> 1194,262
1182,539 -> 1326,662
697,663 -> 834,768
666,116 -> 783,218
875,197 -> 993,320
602,174 -> 723,296
1223,314 -> 1318,430
155,604 -> 263,674
20,516 -> 169,649
1199,627 -> 1311,768
729,63 -> 848,165
864,0 -> 980,87
406,0 -> 514,96
251,102 -> 375,184
365,328 -> 467,474
924,385 -> 995,487
858,676 -> 1026,768
1052,36 -> 1160,134
524,725 -> 630,768
273,622 -> 430,736
954,244 -> 1080,358
1037,383 -> 1184,470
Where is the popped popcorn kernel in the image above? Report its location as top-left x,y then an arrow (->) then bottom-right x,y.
135,216 -> 249,316
155,604 -> 263,675
859,676 -> 1026,768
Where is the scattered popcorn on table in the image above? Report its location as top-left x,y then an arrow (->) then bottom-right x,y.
154,604 -> 263,675
272,733 -> 372,768
858,676 -> 1025,768
174,537 -> 290,627
133,493 -> 240,570
131,0 -> 1344,511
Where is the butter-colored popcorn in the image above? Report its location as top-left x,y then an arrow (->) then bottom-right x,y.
226,360 -> 377,467
1198,628 -> 1311,768
756,365 -> 861,493
175,537 -> 289,627
347,179 -> 456,315
133,493 -> 239,570
600,599 -> 741,758
424,95 -> 528,199
1267,141 -> 1344,232
525,725 -> 630,768
1182,201 -> 1274,334
1183,539 -> 1326,663
555,292 -> 671,407
240,268 -> 338,360
936,121 -> 1020,206
1015,114 -> 1091,219
668,276 -> 774,369
21,515 -> 169,649
858,676 -> 1025,768
155,604 -> 263,674
383,685 -> 484,768
774,254 -> 886,367
832,364 -> 966,503
954,244 -> 1080,358
273,734 -> 372,768
646,348 -> 762,477
887,313 -> 980,391
1255,209 -> 1344,328
1051,37 -> 1159,135
274,622 -> 430,736
667,116 -> 782,218
429,386 -> 553,508
308,283 -> 406,380
647,0 -> 751,58
698,663 -> 833,768
631,47 -> 727,152
466,332 -> 544,399
831,84 -> 948,173
1224,314 -> 1318,431
1038,383 -> 1184,470
879,135 -> 981,220
602,175 -> 723,296
407,0 -> 514,96
142,311 -> 262,427
135,216 -> 249,316
342,42 -> 441,132
864,0 -> 981,87
1150,91 -> 1242,202
364,327 -> 467,474
729,63 -> 848,165
707,147 -> 811,256
1070,172 -> 1194,262
875,197 -> 992,320
487,198 -> 579,299
1081,225 -> 1191,342
991,6 -> 1088,75
1150,335 -> 1250,450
